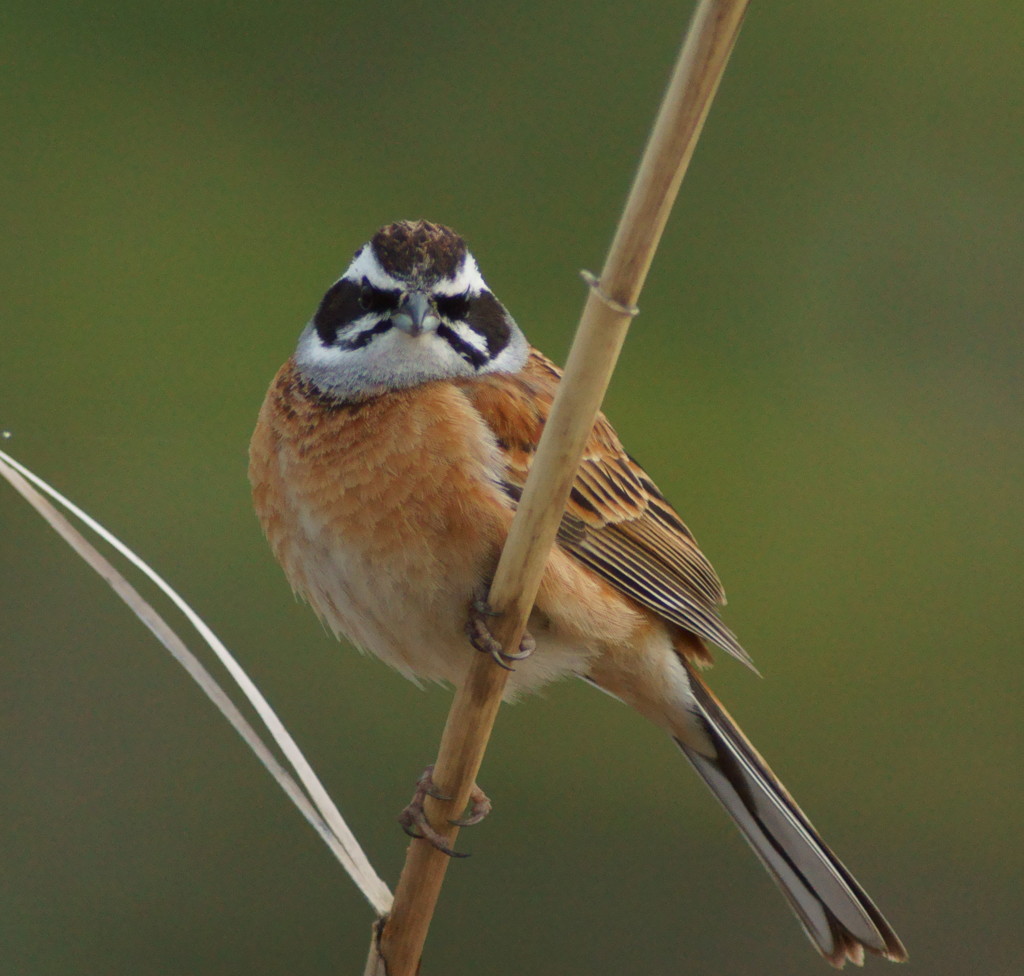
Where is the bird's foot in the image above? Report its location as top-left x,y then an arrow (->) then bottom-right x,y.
397,764 -> 492,858
466,595 -> 536,670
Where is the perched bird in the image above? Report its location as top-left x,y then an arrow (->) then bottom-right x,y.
249,219 -> 906,967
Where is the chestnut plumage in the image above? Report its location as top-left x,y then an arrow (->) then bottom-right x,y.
249,220 -> 906,967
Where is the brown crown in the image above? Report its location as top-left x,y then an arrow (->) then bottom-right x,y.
369,220 -> 468,282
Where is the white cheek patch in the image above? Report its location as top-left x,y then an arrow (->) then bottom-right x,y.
445,319 -> 490,356
295,322 -> 489,397
295,323 -> 347,375
487,324 -> 529,374
337,314 -> 390,348
352,328 -> 467,386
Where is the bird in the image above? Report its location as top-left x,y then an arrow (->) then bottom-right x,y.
249,219 -> 907,967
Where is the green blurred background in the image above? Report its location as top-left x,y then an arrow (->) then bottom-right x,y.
2,2 -> 1020,973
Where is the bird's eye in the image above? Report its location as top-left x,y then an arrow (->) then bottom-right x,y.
435,291 -> 471,321
356,277 -> 401,315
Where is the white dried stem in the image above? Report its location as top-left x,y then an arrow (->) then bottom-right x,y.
0,449 -> 392,915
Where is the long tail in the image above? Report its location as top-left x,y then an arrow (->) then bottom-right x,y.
677,668 -> 907,967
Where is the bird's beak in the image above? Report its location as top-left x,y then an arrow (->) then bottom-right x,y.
392,292 -> 440,336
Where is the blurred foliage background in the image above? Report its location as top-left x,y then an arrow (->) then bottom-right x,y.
1,2 -> 1021,974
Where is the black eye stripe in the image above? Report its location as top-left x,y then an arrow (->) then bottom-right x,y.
435,292 -> 470,320
464,291 -> 512,356
311,274 -> 513,370
313,279 -> 362,344
313,278 -> 399,344
360,277 -> 401,314
432,290 -> 512,360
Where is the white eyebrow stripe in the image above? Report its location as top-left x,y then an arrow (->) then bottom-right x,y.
343,247 -> 404,290
339,247 -> 489,297
431,254 -> 488,296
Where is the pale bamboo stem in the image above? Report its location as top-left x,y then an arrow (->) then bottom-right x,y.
374,2 -> 750,972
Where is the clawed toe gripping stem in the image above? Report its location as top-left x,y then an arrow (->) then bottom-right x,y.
466,596 -> 536,670
397,764 -> 492,858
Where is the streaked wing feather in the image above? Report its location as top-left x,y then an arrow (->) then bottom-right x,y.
455,350 -> 753,670
562,524 -> 751,666
615,514 -> 726,606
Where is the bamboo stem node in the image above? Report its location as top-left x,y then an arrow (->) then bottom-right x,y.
580,270 -> 641,317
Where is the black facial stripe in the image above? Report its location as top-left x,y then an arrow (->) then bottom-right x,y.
313,279 -> 362,344
435,292 -> 470,322
338,317 -> 393,350
360,277 -> 401,315
464,291 -> 512,356
313,278 -> 399,344
437,324 -> 489,369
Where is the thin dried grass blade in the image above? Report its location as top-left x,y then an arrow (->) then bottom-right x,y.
0,449 -> 392,915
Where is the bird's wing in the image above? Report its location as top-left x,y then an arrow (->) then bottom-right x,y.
455,349 -> 753,670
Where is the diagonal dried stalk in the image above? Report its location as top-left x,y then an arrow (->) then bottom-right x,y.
375,1 -> 751,972
0,449 -> 393,915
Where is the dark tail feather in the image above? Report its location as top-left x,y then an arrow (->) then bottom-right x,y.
677,671 -> 907,967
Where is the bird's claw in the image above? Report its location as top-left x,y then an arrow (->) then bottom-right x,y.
449,785 -> 493,827
397,765 -> 492,858
466,597 -> 536,670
